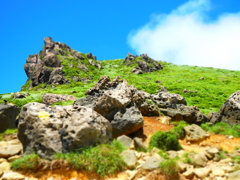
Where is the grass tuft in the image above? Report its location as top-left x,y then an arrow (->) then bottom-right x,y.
159,159 -> 179,177
11,154 -> 40,171
149,131 -> 182,151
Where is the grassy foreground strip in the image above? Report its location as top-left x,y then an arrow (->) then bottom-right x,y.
11,140 -> 126,177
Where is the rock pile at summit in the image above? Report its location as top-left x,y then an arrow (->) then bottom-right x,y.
23,37 -> 101,89
124,53 -> 163,74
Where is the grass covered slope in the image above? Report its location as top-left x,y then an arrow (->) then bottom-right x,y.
101,59 -> 240,115
1,57 -> 240,115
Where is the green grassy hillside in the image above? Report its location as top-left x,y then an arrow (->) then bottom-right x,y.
1,58 -> 240,115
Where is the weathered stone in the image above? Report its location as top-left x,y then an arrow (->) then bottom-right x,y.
211,169 -> 225,177
42,93 -> 76,105
133,137 -> 147,151
208,112 -> 222,124
156,116 -> 171,125
0,161 -> 10,172
160,105 -> 209,124
0,144 -> 22,158
184,124 -> 206,142
121,150 -> 137,169
177,161 -> 188,172
183,168 -> 194,179
194,168 -> 211,179
0,104 -> 18,133
151,91 -> 187,106
117,135 -> 133,149
82,77 -> 145,137
17,103 -> 112,159
8,155 -> 21,162
228,170 -> 240,180
2,172 -> 25,180
142,154 -> 164,170
218,91 -> 240,125
192,152 -> 208,167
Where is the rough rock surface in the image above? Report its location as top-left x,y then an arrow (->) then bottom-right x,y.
184,124 -> 207,142
75,76 -> 145,137
124,53 -> 163,74
159,104 -> 209,124
218,90 -> 240,125
17,102 -> 112,159
42,93 -> 76,105
150,88 -> 208,124
0,104 -> 18,132
121,150 -> 137,169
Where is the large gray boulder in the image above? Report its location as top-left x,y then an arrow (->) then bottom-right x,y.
218,90 -> 240,125
17,102 -> 112,159
0,104 -> 18,133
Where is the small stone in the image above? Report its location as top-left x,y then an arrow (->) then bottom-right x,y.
141,154 -> 164,170
8,155 -> 21,162
194,168 -> 211,179
211,169 -> 225,177
150,147 -> 160,155
0,161 -> 10,172
228,136 -> 234,139
120,150 -> 137,169
183,169 -> 194,179
126,170 -> 137,180
2,172 -> 25,180
228,170 -> 240,180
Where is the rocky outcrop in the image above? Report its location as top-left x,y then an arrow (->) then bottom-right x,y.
23,37 -> 101,89
150,88 -> 208,124
208,91 -> 240,125
159,105 -> 209,124
17,102 -> 112,159
218,91 -> 240,125
75,76 -> 145,137
124,53 -> 163,74
42,93 -> 76,105
0,104 -> 18,133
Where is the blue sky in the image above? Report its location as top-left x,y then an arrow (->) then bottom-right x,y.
1,0 -> 240,94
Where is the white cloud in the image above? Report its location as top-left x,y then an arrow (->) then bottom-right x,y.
128,0 -> 240,71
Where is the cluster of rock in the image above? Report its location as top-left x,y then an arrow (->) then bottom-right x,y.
124,53 -> 163,74
209,90 -> 240,125
115,128 -> 240,180
0,134 -> 24,180
23,37 -> 101,89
